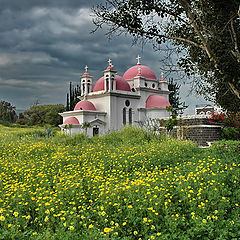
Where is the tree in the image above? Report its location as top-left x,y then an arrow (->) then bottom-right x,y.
0,100 -> 17,123
93,0 -> 240,112
24,104 -> 65,126
66,82 -> 81,111
82,122 -> 91,135
168,78 -> 188,115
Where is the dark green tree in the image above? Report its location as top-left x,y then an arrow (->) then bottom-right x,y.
24,104 -> 65,126
168,78 -> 188,115
0,100 -> 17,123
93,0 -> 240,112
66,82 -> 81,111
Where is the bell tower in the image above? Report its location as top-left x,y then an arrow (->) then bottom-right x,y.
103,59 -> 117,92
81,65 -> 93,97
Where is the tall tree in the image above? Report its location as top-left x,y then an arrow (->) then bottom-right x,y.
168,78 -> 187,115
66,82 -> 81,111
0,100 -> 17,123
93,0 -> 240,112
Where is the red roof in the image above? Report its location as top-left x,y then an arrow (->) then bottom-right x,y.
74,100 -> 96,111
93,75 -> 131,92
63,117 -> 80,125
146,95 -> 170,108
123,64 -> 157,81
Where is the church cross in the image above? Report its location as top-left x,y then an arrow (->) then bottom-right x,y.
161,72 -> 164,78
136,55 -> 141,64
108,58 -> 112,66
85,65 -> 88,72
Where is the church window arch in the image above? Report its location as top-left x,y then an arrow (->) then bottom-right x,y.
129,108 -> 132,125
123,107 -> 126,125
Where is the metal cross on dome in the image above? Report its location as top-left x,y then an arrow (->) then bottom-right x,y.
85,65 -> 88,73
108,58 -> 112,66
136,55 -> 141,64
161,72 -> 164,78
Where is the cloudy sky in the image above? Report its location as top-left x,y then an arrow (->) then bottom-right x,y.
0,0 -> 209,114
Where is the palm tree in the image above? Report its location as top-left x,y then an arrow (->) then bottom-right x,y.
82,122 -> 91,136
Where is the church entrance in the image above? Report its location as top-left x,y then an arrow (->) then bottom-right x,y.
93,127 -> 99,136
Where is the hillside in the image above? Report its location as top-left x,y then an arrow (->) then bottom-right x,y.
0,126 -> 239,239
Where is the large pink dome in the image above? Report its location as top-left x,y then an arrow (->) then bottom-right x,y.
63,117 -> 80,125
74,100 -> 96,111
123,64 -> 157,80
93,75 -> 131,92
146,95 -> 170,108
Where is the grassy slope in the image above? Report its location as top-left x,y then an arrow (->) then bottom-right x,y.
0,125 -> 239,240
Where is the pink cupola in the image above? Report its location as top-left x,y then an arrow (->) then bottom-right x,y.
63,117 -> 80,125
146,95 -> 170,108
123,56 -> 157,81
74,100 -> 96,111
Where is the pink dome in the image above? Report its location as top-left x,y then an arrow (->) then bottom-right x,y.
123,64 -> 157,80
146,95 -> 170,108
93,75 -> 131,92
63,117 -> 80,125
74,100 -> 96,111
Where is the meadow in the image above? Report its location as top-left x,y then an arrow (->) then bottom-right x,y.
0,125 -> 239,240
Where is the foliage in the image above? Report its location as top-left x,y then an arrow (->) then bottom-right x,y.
207,111 -> 240,128
0,100 -> 17,123
66,82 -> 81,111
93,0 -> 240,112
207,111 -> 240,140
24,104 -> 65,127
165,106 -> 177,133
81,122 -> 91,135
222,127 -> 240,140
0,126 -> 239,239
168,78 -> 187,115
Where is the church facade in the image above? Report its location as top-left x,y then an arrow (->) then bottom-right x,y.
59,56 -> 171,137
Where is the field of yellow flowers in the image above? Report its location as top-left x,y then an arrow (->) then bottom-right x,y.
0,125 -> 239,240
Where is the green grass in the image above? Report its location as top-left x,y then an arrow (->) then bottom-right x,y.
0,125 -> 239,239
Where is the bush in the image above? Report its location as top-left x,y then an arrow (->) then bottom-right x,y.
222,127 -> 240,140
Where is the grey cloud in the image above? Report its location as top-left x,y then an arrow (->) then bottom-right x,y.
0,0 -> 101,11
0,0 -> 205,112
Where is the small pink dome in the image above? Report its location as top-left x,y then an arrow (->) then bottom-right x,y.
93,75 -> 131,92
63,117 -> 80,125
123,64 -> 157,81
74,100 -> 96,111
146,95 -> 170,108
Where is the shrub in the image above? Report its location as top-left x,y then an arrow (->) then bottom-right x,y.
222,127 -> 240,140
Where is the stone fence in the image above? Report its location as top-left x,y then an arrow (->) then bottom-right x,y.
173,116 -> 222,146
141,115 -> 223,146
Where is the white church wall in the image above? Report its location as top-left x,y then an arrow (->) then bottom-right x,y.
89,96 -> 110,133
146,108 -> 170,119
109,95 -> 140,130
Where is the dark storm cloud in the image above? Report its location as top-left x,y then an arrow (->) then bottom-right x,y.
0,0 -> 101,11
0,0 -> 206,112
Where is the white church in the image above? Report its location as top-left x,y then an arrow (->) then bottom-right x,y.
59,56 -> 171,136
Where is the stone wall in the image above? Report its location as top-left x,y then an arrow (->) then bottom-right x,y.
150,116 -> 222,146
174,116 -> 222,146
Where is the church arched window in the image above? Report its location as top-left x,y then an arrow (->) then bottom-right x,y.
129,108 -> 132,125
123,108 -> 126,125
